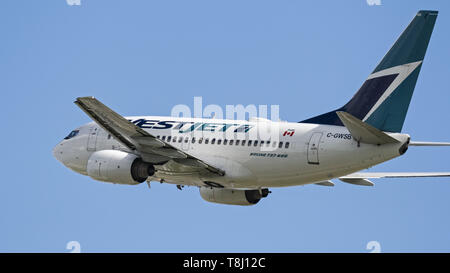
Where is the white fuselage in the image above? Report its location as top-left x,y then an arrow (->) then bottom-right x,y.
53,116 -> 410,189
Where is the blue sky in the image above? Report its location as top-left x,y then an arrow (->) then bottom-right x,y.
1,0 -> 450,252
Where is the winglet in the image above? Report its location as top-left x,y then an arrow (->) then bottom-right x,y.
336,111 -> 399,145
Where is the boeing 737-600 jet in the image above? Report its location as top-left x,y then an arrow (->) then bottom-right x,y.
53,10 -> 450,205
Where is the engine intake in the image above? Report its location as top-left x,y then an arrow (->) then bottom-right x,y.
199,187 -> 270,206
87,150 -> 154,185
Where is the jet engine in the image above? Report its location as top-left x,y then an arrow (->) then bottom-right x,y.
87,150 -> 154,185
199,187 -> 270,206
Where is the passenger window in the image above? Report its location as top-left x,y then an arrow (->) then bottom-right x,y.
272,141 -> 277,148
167,136 -> 172,142
217,139 -> 222,145
192,137 -> 196,143
205,138 -> 209,144
211,138 -> 216,144
223,139 -> 228,145
199,138 -> 203,144
107,134 -> 111,140
184,137 -> 189,143
260,141 -> 264,146
247,140 -> 252,146
266,141 -> 271,146
162,135 -> 166,141
229,140 -> 234,145
235,140 -> 240,145
178,137 -> 183,143
279,142 -> 283,148
285,142 -> 290,149
241,140 -> 246,146
172,136 -> 177,142
156,135 -> 160,139
254,140 -> 258,147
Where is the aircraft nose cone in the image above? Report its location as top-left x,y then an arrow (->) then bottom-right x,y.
53,143 -> 65,163
52,140 -> 87,174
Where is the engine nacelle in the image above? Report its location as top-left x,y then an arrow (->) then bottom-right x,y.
87,150 -> 154,185
199,187 -> 269,206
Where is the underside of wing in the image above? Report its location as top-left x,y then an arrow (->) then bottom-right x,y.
341,172 -> 450,179
339,172 -> 450,186
75,97 -> 224,177
409,141 -> 450,146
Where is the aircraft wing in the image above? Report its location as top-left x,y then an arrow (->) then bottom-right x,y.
409,141 -> 450,146
341,172 -> 450,179
74,96 -> 224,176
339,172 -> 450,186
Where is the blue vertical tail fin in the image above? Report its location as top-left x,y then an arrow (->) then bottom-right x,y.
300,10 -> 438,133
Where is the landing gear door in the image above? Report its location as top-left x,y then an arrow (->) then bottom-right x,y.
307,132 -> 323,165
87,127 -> 98,151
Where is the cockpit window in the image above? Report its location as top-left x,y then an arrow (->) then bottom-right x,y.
64,130 -> 79,140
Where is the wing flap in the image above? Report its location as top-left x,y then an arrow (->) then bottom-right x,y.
339,178 -> 374,186
314,180 -> 335,187
132,136 -> 165,148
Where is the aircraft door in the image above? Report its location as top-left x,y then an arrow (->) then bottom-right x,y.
87,127 -> 98,151
307,132 -> 323,165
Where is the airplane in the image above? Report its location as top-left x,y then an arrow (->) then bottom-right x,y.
53,10 -> 450,206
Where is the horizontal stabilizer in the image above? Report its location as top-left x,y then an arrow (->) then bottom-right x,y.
314,181 -> 335,187
409,141 -> 450,146
339,178 -> 374,186
336,111 -> 399,145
